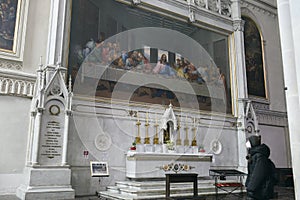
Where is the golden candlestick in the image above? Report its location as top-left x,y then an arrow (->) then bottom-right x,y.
135,120 -> 141,144
183,126 -> 189,146
191,127 -> 197,146
144,122 -> 150,144
153,123 -> 159,144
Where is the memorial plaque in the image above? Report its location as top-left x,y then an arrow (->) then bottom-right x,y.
39,100 -> 65,165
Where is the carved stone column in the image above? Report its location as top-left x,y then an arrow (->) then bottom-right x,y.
231,0 -> 248,172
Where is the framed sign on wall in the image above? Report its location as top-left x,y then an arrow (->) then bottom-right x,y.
90,161 -> 109,177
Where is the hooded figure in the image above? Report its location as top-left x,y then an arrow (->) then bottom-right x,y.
245,135 -> 276,200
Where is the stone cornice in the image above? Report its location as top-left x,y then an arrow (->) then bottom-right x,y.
241,0 -> 277,18
117,0 -> 233,33
256,109 -> 287,127
158,0 -> 233,32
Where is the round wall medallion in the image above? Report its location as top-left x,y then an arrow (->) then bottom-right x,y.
95,133 -> 112,151
49,105 -> 60,116
210,140 -> 222,155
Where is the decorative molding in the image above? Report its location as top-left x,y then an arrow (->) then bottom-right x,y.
158,0 -> 233,31
0,59 -> 23,70
192,0 -> 232,17
256,110 -> 288,127
233,19 -> 245,32
160,163 -> 194,172
0,69 -> 36,97
251,101 -> 270,110
241,0 -> 277,18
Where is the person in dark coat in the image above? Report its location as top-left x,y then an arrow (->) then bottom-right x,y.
245,135 -> 275,200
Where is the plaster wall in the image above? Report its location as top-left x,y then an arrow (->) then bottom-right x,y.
0,96 -> 31,193
22,0 -> 51,73
259,125 -> 289,168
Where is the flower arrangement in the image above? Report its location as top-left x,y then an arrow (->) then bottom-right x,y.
130,141 -> 136,151
199,144 -> 205,153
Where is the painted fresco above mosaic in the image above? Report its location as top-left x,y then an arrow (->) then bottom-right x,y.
68,0 -> 232,113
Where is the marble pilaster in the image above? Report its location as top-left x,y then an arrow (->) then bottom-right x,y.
277,0 -> 300,198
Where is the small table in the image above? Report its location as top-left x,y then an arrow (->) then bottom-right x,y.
209,169 -> 246,200
165,173 -> 198,198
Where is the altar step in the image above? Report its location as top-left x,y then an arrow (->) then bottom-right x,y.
99,179 -> 245,200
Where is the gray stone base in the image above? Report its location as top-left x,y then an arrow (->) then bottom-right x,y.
16,167 -> 75,200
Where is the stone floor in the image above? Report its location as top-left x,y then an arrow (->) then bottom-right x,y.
0,186 -> 295,200
78,186 -> 295,200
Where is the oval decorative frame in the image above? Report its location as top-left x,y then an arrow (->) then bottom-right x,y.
210,140 -> 222,155
94,133 -> 112,151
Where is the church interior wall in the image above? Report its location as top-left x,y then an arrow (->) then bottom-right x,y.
259,125 -> 289,168
67,98 -> 239,196
0,0 -> 292,198
0,96 -> 31,194
22,0 -> 51,74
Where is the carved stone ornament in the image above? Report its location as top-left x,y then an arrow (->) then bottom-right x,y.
188,9 -> 196,23
208,0 -> 219,12
233,20 -> 245,32
95,133 -> 112,151
195,0 -> 206,8
50,84 -> 62,96
221,0 -> 232,17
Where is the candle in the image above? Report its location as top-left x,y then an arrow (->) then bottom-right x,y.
137,111 -> 140,122
185,115 -> 188,126
193,117 -> 196,127
155,113 -> 158,124
146,112 -> 149,123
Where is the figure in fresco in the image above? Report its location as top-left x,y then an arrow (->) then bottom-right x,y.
173,58 -> 187,79
153,54 -> 167,74
153,54 -> 176,77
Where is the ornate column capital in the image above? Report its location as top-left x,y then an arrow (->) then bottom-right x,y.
233,19 -> 245,32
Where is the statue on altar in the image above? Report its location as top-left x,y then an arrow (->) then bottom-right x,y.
160,104 -> 178,144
